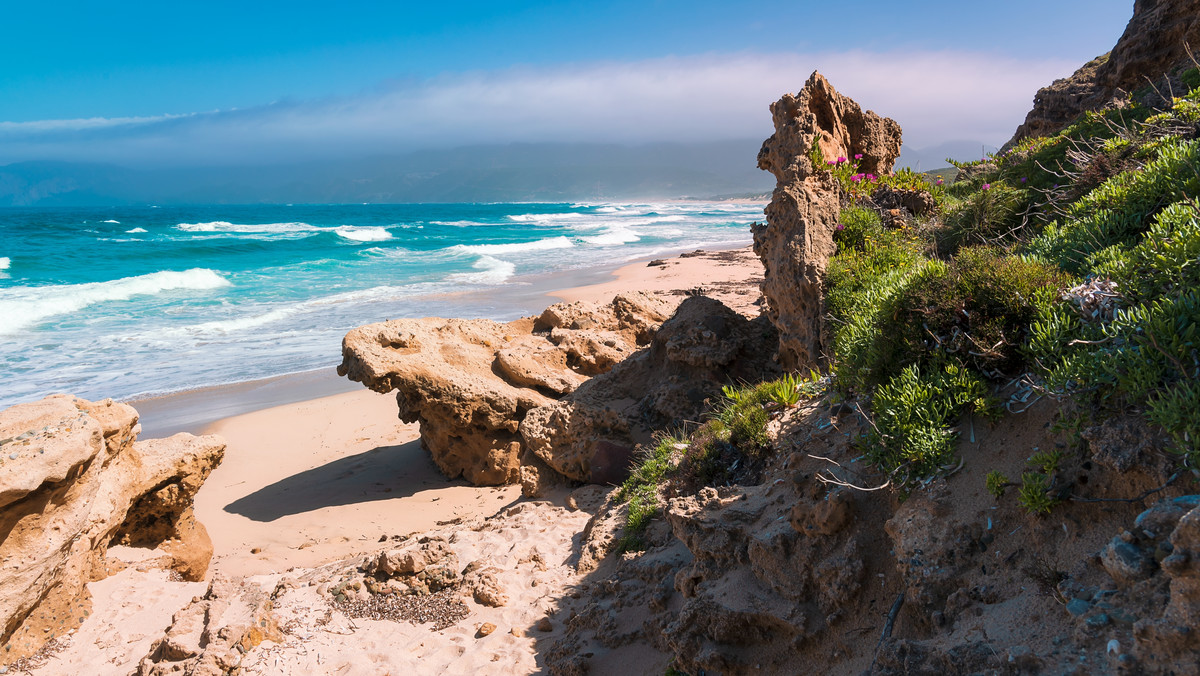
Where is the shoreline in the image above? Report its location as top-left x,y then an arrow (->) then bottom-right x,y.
130,240 -> 761,437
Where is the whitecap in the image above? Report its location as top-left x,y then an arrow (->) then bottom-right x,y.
507,213 -> 584,223
102,219 -> 121,224
176,221 -> 321,234
334,226 -> 392,242
448,236 -> 574,256
582,227 -> 641,246
126,227 -> 148,234
447,256 -> 516,285
0,268 -> 230,335
0,257 -> 9,271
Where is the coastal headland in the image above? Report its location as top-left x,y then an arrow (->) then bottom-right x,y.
3,1 -> 1200,673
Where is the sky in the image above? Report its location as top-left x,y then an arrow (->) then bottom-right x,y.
0,0 -> 1135,166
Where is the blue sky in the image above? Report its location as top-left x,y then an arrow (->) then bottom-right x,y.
0,1 -> 1134,165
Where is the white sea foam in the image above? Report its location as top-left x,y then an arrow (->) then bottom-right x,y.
430,220 -> 484,227
507,213 -> 585,223
449,236 -> 574,256
582,227 -> 641,246
334,226 -> 392,242
102,219 -> 120,224
0,257 -> 9,271
126,227 -> 148,233
595,206 -> 621,213
164,307 -> 300,337
0,268 -> 230,335
177,221 -> 320,234
447,256 -> 516,285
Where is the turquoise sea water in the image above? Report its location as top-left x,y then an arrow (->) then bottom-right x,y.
0,202 -> 761,408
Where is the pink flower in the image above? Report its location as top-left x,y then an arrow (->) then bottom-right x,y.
866,174 -> 877,181
1020,177 -> 1028,183
837,157 -> 847,164
983,183 -> 991,190
936,178 -> 944,185
849,175 -> 862,183
854,154 -> 863,160
835,223 -> 845,231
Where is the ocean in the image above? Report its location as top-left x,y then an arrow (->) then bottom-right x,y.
0,202 -> 762,409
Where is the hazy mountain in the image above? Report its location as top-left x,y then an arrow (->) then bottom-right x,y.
895,140 -> 1002,171
0,141 -> 774,206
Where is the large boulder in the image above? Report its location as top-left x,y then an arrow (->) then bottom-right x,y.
338,293 -> 677,485
0,395 -> 224,661
520,296 -> 779,484
1007,0 -> 1200,146
755,71 -> 902,368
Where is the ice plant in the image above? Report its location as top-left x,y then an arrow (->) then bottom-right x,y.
854,154 -> 863,160
983,183 -> 991,190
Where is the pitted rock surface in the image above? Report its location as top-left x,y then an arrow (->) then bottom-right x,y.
338,292 -> 675,485
755,71 -> 902,368
0,395 -> 224,662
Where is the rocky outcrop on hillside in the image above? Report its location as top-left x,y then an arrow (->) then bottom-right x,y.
520,296 -> 779,485
0,395 -> 224,662
544,396 -> 1200,675
1007,0 -> 1200,146
755,71 -> 902,368
338,293 -> 676,486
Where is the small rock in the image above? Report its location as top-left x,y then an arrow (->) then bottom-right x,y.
477,622 -> 496,637
536,617 -> 553,632
1100,538 -> 1156,585
1086,613 -> 1110,629
511,627 -> 525,638
250,547 -> 262,554
1066,598 -> 1091,616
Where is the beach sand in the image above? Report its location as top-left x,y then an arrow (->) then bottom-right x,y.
28,244 -> 763,675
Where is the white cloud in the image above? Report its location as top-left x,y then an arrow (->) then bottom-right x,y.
0,51 -> 1077,165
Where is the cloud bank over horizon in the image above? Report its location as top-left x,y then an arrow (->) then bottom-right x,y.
0,51 -> 1076,167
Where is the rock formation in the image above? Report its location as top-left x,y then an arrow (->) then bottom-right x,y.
138,577 -> 281,676
521,296 -> 779,484
0,395 -> 224,661
338,293 -> 676,485
755,71 -> 902,368
1007,0 -> 1200,146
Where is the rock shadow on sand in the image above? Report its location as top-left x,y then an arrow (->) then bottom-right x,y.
224,440 -> 461,521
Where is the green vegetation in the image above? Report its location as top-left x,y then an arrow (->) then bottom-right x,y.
613,375 -> 825,551
614,432 -> 686,553
615,73 -> 1199,532
985,470 -> 1010,499
825,73 -> 1200,490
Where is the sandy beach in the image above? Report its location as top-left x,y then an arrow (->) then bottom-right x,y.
25,243 -> 764,675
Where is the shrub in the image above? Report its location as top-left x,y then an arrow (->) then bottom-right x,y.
1025,138 -> 1200,273
865,361 -> 993,485
940,182 -> 1028,251
985,470 -> 1010,499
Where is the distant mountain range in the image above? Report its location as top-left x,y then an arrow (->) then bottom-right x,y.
0,138 -> 1001,206
0,141 -> 775,206
895,140 -> 1001,171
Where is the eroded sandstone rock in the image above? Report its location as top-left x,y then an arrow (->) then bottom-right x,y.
755,71 -> 902,368
520,296 -> 779,484
138,576 -> 281,676
338,293 -> 675,485
0,395 -> 224,662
